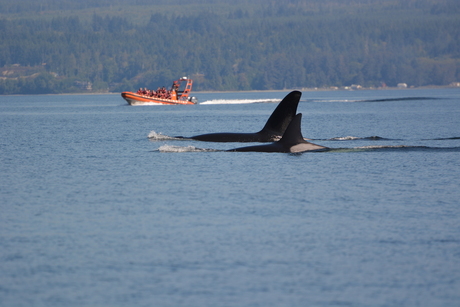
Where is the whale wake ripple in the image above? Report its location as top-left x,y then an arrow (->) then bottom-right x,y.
157,145 -> 218,153
148,131 -> 182,141
325,135 -> 390,141
200,99 -> 280,105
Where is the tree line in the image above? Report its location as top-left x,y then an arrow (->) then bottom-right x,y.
0,0 -> 459,94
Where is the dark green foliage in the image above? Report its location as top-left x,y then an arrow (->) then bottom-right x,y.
0,0 -> 459,94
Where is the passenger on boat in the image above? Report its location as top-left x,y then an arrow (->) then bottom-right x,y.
135,86 -> 174,99
172,81 -> 180,91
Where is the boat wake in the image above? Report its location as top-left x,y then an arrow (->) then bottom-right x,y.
305,96 -> 442,103
200,99 -> 280,105
358,97 -> 441,103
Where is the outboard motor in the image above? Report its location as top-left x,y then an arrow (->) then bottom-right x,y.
188,96 -> 198,104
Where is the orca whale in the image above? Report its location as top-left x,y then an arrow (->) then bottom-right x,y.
177,91 -> 301,142
228,113 -> 328,153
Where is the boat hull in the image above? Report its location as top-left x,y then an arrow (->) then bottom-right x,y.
121,92 -> 196,105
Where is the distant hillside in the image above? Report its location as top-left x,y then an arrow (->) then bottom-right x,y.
1,0 -> 459,94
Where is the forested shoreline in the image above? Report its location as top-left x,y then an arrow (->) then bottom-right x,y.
1,0 -> 459,94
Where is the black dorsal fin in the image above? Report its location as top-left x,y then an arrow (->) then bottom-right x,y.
259,91 -> 301,136
279,113 -> 306,146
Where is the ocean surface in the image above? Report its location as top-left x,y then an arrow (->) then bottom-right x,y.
1,88 -> 460,307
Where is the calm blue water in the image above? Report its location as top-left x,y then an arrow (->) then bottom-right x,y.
1,88 -> 460,307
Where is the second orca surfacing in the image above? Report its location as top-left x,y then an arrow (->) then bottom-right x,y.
176,91 -> 302,142
228,113 -> 328,153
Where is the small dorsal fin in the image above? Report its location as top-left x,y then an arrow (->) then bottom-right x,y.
279,113 -> 328,152
228,113 -> 327,152
279,113 -> 306,146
